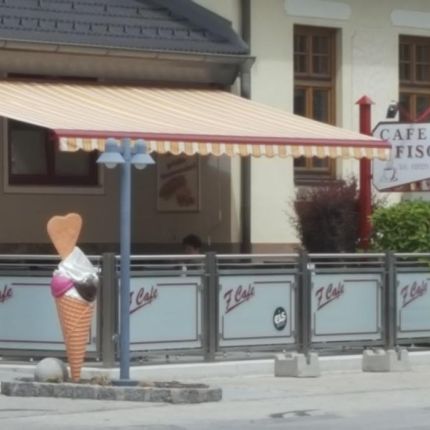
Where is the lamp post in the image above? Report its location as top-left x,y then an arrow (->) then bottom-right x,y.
97,138 -> 154,383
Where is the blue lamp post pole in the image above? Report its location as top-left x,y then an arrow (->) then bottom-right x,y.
97,138 -> 154,384
119,139 -> 132,381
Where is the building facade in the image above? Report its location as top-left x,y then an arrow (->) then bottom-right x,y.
1,0 -> 429,254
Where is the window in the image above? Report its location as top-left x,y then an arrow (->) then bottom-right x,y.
397,36 -> 430,192
399,36 -> 430,122
293,26 -> 337,183
8,120 -> 98,186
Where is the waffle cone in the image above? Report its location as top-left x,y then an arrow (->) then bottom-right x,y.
56,295 -> 93,382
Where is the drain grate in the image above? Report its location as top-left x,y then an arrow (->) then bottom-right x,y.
109,426 -> 187,430
270,410 -> 318,419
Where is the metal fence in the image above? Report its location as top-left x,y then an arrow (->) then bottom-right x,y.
1,252 -> 430,364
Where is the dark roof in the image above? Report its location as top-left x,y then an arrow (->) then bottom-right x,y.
0,0 -> 249,55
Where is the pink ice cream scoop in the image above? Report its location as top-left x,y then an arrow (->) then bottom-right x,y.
50,275 -> 74,298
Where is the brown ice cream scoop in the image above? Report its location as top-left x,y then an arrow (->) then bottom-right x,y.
74,278 -> 98,302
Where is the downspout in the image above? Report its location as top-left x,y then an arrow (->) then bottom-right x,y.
240,0 -> 252,253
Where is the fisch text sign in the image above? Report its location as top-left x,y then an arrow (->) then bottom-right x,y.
372,122 -> 430,191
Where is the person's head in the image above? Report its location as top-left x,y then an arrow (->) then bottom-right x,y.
182,234 -> 202,254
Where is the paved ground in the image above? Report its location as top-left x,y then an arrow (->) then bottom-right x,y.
2,364 -> 430,429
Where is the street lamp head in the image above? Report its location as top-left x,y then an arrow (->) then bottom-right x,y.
97,139 -> 124,169
132,140 -> 155,170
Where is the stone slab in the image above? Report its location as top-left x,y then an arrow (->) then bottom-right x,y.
274,352 -> 320,377
362,348 -> 411,372
1,379 -> 222,403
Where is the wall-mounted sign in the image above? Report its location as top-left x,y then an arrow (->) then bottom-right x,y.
372,122 -> 430,191
156,154 -> 200,212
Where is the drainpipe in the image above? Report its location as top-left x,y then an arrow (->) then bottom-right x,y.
240,0 -> 252,253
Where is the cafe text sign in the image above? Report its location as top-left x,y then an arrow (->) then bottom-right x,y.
372,122 -> 430,191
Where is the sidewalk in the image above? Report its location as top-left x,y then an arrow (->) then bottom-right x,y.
2,351 -> 430,429
2,349 -> 430,380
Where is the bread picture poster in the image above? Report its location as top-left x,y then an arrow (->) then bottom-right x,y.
157,154 -> 200,212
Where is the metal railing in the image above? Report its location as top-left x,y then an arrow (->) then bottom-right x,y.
1,252 -> 430,364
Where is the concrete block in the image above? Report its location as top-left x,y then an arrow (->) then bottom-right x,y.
362,348 -> 411,372
274,353 -> 320,377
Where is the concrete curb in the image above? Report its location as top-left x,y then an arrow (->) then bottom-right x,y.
2,351 -> 430,380
0,379 -> 222,403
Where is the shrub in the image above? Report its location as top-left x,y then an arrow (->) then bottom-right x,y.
371,200 -> 430,252
291,178 -> 359,252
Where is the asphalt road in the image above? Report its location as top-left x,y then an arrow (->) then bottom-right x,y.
2,365 -> 430,429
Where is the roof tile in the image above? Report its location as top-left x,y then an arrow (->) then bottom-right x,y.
0,0 -> 248,55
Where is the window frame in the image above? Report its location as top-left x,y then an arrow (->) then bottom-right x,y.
400,36 -> 430,123
400,35 -> 430,86
7,120 -> 99,187
293,25 -> 337,184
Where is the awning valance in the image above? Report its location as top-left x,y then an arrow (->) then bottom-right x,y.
0,81 -> 390,159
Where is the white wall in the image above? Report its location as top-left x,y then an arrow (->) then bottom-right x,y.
192,0 -> 243,246
247,0 -> 430,248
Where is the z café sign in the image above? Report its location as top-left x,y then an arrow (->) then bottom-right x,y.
315,282 -> 344,311
400,281 -> 428,308
373,122 -> 430,191
0,285 -> 13,304
129,286 -> 158,315
224,284 -> 255,314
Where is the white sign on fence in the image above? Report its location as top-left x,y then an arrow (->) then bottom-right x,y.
311,273 -> 382,342
218,275 -> 295,347
372,122 -> 430,191
0,276 -> 96,351
397,273 -> 430,337
128,276 -> 203,351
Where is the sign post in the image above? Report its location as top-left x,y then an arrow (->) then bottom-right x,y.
356,96 -> 373,250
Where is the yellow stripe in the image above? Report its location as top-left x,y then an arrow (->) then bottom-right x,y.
184,141 -> 193,155
170,141 -> 179,155
265,145 -> 274,158
353,147 -> 362,159
225,144 -> 234,157
238,144 -> 247,156
82,139 -> 93,152
278,145 -> 287,158
212,143 -> 221,156
316,146 -> 325,158
304,146 -> 312,157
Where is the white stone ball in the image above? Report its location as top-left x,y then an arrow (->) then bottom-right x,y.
34,357 -> 68,382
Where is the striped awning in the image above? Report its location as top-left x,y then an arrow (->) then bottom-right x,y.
0,81 -> 390,159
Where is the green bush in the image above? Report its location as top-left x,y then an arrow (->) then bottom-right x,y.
371,200 -> 430,252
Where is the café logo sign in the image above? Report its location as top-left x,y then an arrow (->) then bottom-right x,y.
315,282 -> 344,310
129,286 -> 158,315
224,284 -> 255,314
373,122 -> 430,191
273,307 -> 287,331
0,285 -> 13,304
400,280 -> 428,308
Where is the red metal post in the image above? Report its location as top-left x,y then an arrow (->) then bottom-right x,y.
356,96 -> 374,250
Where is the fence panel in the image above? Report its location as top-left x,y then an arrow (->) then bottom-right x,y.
310,254 -> 384,344
396,254 -> 430,340
217,255 -> 298,348
0,256 -> 98,354
127,256 -> 205,353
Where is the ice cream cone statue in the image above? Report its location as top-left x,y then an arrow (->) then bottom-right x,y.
47,213 -> 99,382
